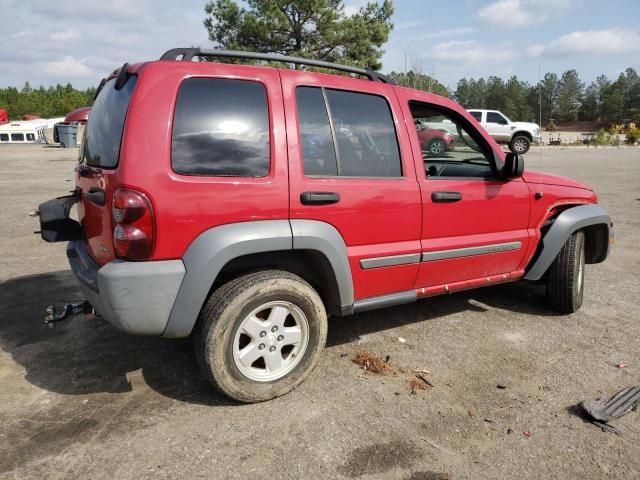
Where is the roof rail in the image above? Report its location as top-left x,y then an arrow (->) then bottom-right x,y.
159,48 -> 395,84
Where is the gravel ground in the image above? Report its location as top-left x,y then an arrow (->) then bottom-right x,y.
0,144 -> 638,479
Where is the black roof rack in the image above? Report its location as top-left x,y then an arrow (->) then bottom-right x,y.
159,48 -> 395,84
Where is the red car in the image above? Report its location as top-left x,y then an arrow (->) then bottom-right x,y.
36,48 -> 613,403
416,125 -> 455,155
64,107 -> 92,124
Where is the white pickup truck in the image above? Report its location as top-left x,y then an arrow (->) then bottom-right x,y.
467,109 -> 541,154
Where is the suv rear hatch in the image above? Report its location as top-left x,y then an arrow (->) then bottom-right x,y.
77,74 -> 138,265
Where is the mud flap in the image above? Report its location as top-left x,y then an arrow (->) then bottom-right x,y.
38,192 -> 82,242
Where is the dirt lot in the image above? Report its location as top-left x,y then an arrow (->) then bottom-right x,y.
1,144 -> 638,479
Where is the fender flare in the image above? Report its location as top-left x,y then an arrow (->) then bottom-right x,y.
524,204 -> 612,281
163,220 -> 353,338
290,219 -> 354,309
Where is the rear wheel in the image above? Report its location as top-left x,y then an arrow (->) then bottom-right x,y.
545,230 -> 585,313
194,270 -> 327,402
509,135 -> 531,154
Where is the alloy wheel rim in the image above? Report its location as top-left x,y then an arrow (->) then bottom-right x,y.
431,141 -> 444,154
514,139 -> 527,152
232,301 -> 309,382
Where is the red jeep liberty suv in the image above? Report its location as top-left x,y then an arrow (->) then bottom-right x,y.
37,49 -> 613,402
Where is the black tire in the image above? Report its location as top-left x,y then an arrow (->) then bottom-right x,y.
194,270 -> 327,403
509,135 -> 531,154
428,138 -> 447,156
545,230 -> 585,313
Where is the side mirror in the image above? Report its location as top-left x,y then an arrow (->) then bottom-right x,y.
501,152 -> 524,179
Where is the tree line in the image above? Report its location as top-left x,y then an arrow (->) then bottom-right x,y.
451,67 -> 640,125
3,67 -> 638,127
0,82 -> 96,120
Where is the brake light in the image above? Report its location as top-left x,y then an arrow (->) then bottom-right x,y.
112,188 -> 154,260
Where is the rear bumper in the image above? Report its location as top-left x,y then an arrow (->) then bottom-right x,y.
67,241 -> 185,335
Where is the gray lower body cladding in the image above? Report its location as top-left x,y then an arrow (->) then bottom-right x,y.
67,241 -> 185,335
524,203 -> 613,281
67,220 -> 353,339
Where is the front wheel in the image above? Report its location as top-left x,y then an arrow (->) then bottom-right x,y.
509,135 -> 531,154
428,138 -> 447,156
194,270 -> 327,403
545,230 -> 585,313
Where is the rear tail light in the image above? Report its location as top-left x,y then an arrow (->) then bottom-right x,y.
112,188 -> 154,260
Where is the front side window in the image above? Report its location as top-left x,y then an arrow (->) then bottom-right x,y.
26,133 -> 35,141
486,112 -> 507,125
11,133 -> 24,141
409,102 -> 495,179
296,86 -> 402,178
172,78 -> 270,177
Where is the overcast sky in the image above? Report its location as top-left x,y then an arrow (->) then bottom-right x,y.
1,0 -> 639,90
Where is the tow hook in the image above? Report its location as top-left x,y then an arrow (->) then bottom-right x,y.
44,301 -> 94,328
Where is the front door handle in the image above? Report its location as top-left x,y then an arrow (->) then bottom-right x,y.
300,191 -> 340,205
432,191 -> 462,203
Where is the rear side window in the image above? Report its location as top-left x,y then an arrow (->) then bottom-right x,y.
296,86 -> 401,177
84,76 -> 137,168
172,78 -> 270,177
296,87 -> 338,176
11,133 -> 24,141
0,133 -> 8,141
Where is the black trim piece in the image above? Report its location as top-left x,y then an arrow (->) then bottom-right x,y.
300,191 -> 340,205
432,191 -> 462,202
94,78 -> 106,101
360,253 -> 421,269
351,291 -> 417,314
159,48 -> 395,84
321,87 -> 342,175
114,63 -> 130,91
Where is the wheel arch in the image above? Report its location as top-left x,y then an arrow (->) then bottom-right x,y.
524,204 -> 613,281
163,220 -> 353,338
209,249 -> 343,317
512,130 -> 533,141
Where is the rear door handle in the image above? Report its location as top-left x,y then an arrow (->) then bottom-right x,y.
300,191 -> 340,205
432,191 -> 462,203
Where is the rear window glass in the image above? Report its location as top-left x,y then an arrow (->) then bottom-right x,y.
83,76 -> 137,168
171,78 -> 270,177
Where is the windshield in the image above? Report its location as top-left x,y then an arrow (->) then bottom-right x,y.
83,76 -> 137,168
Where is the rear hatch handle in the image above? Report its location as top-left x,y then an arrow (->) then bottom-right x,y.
86,188 -> 106,206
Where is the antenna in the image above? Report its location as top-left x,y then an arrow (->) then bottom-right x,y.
538,63 -> 543,184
